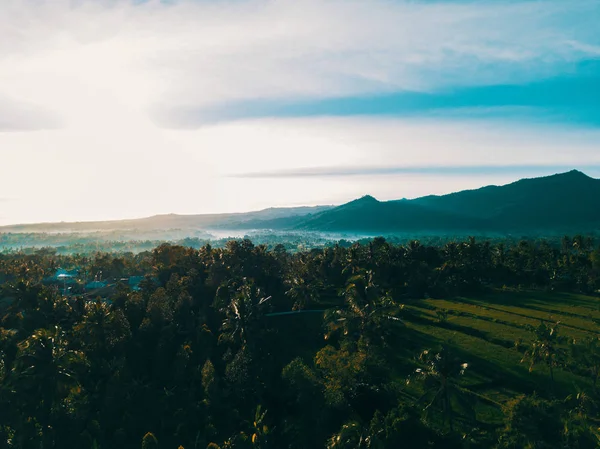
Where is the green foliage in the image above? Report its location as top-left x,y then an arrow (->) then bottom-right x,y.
569,337 -> 600,389
1,237 -> 600,448
410,346 -> 473,431
142,432 -> 159,449
326,421 -> 367,449
562,392 -> 600,449
497,395 -> 563,449
435,309 -> 449,323
249,405 -> 270,448
202,359 -> 218,402
521,321 -> 564,382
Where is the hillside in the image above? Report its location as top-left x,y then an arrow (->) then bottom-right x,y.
410,170 -> 600,231
291,195 -> 486,233
3,170 -> 600,235
0,205 -> 334,233
289,170 -> 600,234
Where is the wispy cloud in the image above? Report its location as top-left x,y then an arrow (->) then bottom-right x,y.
1,1 -> 599,223
229,164 -> 600,179
164,64 -> 600,126
0,0 -> 599,129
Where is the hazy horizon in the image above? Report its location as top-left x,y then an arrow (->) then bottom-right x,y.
1,167 -> 598,227
2,0 -> 600,225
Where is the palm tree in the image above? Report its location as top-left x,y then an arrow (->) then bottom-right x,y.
521,321 -> 563,383
443,242 -> 461,267
562,389 -> 600,448
141,432 -> 159,449
324,270 -> 403,349
341,246 -> 362,277
569,337 -> 600,391
74,299 -> 131,358
285,270 -> 321,311
219,279 -> 271,351
410,346 -> 473,431
14,326 -> 87,432
249,405 -> 271,448
326,421 -> 378,449
562,236 -> 573,254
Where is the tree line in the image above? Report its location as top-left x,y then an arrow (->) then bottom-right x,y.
1,236 -> 600,448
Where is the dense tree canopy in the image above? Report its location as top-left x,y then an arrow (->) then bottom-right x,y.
1,236 -> 600,448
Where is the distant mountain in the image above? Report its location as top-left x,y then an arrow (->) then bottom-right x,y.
288,170 -> 600,234
290,195 -> 486,233
3,170 -> 600,236
410,170 -> 600,231
0,205 -> 334,233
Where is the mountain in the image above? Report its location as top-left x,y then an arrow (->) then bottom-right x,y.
0,205 -> 334,233
288,170 -> 600,234
290,195 -> 486,233
3,170 -> 600,236
409,170 -> 600,231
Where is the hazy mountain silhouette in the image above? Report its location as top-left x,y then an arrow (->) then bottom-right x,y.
3,170 -> 600,235
290,195 -> 485,233
409,170 -> 600,231
288,170 -> 600,233
0,206 -> 334,233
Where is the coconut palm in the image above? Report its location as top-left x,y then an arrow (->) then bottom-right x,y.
521,321 -> 564,383
563,388 -> 600,448
285,271 -> 321,311
219,279 -> 271,351
14,325 -> 87,431
249,405 -> 271,448
569,337 -> 600,391
324,270 -> 403,348
326,421 -> 375,449
410,346 -> 473,431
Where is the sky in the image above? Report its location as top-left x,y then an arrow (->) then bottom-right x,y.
1,0 -> 600,225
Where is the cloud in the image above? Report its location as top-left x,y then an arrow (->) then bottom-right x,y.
145,0 -> 600,127
0,0 -> 599,129
0,95 -> 63,131
161,66 -> 600,126
1,114 -> 600,223
209,115 -> 600,178
230,164 -> 600,179
1,1 -> 599,224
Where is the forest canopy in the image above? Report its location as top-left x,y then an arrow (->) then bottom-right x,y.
1,236 -> 600,448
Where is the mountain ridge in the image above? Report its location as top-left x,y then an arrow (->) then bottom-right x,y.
286,170 -> 600,233
2,170 -> 599,234
0,205 -> 334,233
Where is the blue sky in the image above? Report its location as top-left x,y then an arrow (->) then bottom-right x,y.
173,60 -> 600,127
0,0 -> 599,224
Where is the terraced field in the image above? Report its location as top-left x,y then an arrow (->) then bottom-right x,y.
401,289 -> 600,425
